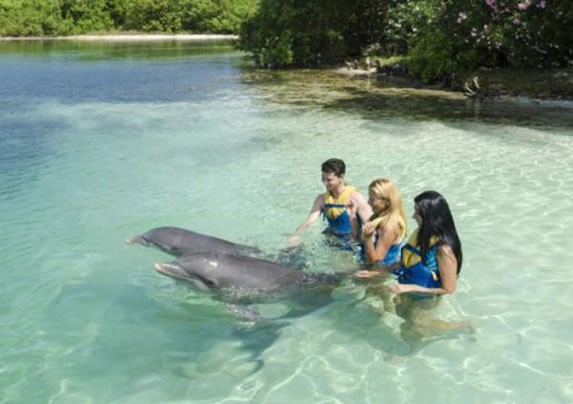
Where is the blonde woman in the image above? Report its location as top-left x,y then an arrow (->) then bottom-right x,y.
361,178 -> 407,267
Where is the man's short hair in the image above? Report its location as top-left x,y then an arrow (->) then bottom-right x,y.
321,158 -> 346,176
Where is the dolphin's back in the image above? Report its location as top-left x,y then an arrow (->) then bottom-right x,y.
177,253 -> 305,290
158,253 -> 346,320
132,226 -> 259,257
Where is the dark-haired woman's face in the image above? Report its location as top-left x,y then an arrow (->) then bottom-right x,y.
413,203 -> 422,227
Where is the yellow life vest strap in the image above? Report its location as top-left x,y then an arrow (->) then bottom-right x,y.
402,229 -> 439,268
323,186 -> 357,219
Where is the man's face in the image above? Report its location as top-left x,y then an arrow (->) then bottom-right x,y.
321,171 -> 344,192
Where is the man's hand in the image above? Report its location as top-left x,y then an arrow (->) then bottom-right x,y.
286,235 -> 302,248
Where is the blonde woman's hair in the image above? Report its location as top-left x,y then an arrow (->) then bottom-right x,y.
367,178 -> 407,240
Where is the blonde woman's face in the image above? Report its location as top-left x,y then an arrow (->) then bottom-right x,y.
368,190 -> 387,213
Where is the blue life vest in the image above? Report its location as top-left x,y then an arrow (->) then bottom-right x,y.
322,186 -> 357,238
393,231 -> 441,299
396,244 -> 440,288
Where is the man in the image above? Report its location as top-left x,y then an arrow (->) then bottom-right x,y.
287,158 -> 372,247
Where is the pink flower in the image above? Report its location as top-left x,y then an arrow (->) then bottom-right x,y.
517,0 -> 531,10
537,0 -> 546,8
457,12 -> 468,23
485,0 -> 497,9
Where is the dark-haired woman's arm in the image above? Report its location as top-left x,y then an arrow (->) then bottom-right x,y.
354,262 -> 401,278
391,245 -> 458,295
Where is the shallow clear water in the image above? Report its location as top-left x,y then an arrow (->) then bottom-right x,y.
1,40 -> 573,403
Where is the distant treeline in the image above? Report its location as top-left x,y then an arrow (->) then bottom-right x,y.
2,0 -> 571,82
238,0 -> 573,80
0,0 -> 258,36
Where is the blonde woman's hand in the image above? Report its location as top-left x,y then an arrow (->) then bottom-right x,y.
346,199 -> 357,216
362,221 -> 377,237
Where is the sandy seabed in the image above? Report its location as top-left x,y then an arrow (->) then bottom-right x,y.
0,34 -> 238,41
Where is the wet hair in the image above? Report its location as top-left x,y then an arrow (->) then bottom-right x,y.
414,191 -> 463,273
368,178 -> 407,240
321,158 -> 346,177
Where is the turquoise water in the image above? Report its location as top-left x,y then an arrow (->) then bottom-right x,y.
1,40 -> 573,403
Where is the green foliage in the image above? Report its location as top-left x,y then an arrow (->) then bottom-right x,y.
0,0 -> 60,36
476,0 -> 573,68
205,0 -> 258,33
408,30 -> 455,81
374,0 -> 571,81
238,0 -> 389,67
383,0 -> 443,55
1,0 -> 569,76
60,0 -> 114,34
0,0 -> 258,36
239,0 -> 570,74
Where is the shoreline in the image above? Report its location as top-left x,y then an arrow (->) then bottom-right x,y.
333,66 -> 573,106
1,35 -> 570,106
0,34 -> 238,42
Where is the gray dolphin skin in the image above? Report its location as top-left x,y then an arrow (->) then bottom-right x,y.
154,253 -> 343,319
126,226 -> 260,257
154,253 -> 306,291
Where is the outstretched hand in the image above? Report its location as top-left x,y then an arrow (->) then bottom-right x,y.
286,235 -> 302,248
354,270 -> 383,279
390,284 -> 415,295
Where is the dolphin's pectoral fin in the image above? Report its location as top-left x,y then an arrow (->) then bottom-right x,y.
225,303 -> 263,322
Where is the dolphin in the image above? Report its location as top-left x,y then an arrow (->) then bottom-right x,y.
154,253 -> 344,320
126,226 -> 261,257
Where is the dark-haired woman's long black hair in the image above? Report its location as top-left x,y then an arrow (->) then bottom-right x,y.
414,191 -> 463,273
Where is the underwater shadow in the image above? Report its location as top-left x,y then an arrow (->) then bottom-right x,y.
43,281 -> 291,401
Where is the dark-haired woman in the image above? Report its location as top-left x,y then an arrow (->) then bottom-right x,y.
391,190 -> 462,299
391,190 -> 471,339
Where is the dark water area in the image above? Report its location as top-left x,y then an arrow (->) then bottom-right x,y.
0,40 -> 242,104
0,40 -> 243,192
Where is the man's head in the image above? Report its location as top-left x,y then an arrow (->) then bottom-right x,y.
321,158 -> 346,176
321,158 -> 346,192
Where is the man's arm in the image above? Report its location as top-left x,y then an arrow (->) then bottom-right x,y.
351,191 -> 373,224
286,194 -> 324,246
